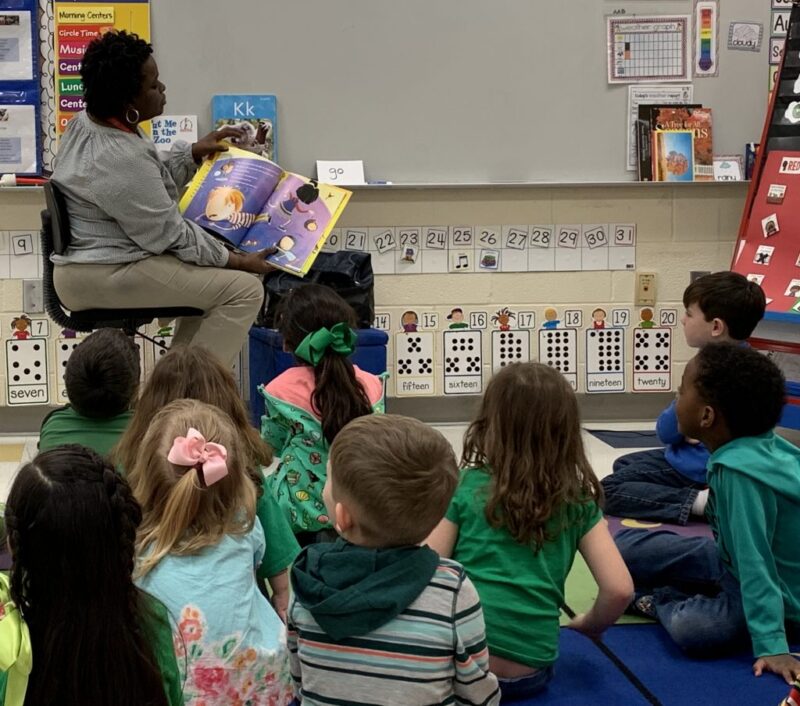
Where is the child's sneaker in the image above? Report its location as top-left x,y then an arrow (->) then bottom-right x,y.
781,680 -> 800,706
629,594 -> 657,619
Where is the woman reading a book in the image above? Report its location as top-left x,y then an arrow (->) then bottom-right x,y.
50,30 -> 273,364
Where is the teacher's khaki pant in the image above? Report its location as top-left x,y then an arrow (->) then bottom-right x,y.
54,255 -> 263,365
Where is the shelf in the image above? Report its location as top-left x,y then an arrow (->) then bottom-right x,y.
348,180 -> 751,191
0,180 -> 752,196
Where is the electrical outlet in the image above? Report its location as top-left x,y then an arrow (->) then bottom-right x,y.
635,272 -> 656,306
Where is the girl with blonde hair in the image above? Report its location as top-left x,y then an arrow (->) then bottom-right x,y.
114,345 -> 299,620
130,398 -> 294,706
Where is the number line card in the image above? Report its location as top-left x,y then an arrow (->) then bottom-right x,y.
326,223 -> 637,275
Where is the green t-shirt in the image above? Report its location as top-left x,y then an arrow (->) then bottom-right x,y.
0,596 -> 184,706
147,598 -> 185,706
38,406 -> 133,457
255,487 -> 300,579
446,467 -> 601,668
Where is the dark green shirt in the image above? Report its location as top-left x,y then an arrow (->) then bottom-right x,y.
256,489 -> 300,579
0,596 -> 184,706
38,406 -> 133,457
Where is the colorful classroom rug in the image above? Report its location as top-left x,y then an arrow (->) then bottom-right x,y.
522,626 -> 795,705
531,629 -> 653,706
605,515 -> 714,540
551,513 -> 793,706
600,625 -> 796,706
562,514 -> 713,627
586,429 -> 660,448
561,553 -> 648,627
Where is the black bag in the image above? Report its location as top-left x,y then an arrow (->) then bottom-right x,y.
259,251 -> 375,328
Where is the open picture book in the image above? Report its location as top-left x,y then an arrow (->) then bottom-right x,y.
179,147 -> 351,276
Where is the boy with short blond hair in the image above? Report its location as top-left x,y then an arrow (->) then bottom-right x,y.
602,271 -> 766,524
287,414 -> 500,706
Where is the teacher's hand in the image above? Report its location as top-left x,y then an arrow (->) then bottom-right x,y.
191,125 -> 249,162
227,248 -> 278,275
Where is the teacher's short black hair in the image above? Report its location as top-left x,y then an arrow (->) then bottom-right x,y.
81,30 -> 153,120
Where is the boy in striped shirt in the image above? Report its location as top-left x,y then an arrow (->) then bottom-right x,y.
287,414 -> 501,706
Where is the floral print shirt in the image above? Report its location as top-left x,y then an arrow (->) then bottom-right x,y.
137,523 -> 294,705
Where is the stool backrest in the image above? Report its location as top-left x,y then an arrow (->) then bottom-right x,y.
43,181 -> 71,256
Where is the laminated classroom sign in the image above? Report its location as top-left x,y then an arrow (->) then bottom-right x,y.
0,5 -> 35,81
52,0 -> 150,135
0,88 -> 39,175
150,115 -> 198,151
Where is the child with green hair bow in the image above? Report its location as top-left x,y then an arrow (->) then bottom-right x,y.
293,322 -> 358,366
259,285 -> 387,546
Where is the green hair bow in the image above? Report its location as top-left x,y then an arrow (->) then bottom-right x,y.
294,322 -> 357,366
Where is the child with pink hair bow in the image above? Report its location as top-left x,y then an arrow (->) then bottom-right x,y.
128,399 -> 295,706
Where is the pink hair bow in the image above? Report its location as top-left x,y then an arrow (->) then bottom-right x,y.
167,428 -> 229,487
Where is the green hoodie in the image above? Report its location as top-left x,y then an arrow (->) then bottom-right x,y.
707,431 -> 800,657
290,538 -> 439,640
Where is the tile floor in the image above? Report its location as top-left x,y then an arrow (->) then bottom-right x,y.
0,421 -> 657,504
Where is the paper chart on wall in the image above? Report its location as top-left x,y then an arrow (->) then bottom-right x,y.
0,104 -> 37,174
0,10 -> 33,81
608,16 -> 691,84
626,84 -> 693,171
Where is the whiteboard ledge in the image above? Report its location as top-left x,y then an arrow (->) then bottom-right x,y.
0,181 -> 751,196
351,180 -> 750,190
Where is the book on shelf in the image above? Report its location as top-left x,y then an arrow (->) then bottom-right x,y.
636,104 -> 711,181
651,129 -> 695,182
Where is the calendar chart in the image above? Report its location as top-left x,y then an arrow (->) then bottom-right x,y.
608,16 -> 690,83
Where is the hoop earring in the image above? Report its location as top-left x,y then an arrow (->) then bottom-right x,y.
125,107 -> 140,125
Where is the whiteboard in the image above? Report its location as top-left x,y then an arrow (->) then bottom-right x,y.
151,0 -> 771,183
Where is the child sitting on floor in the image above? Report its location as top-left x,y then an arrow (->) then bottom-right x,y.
287,414 -> 500,706
39,328 -> 140,456
131,399 -> 294,705
428,362 -> 632,700
3,445 -> 182,705
114,346 -> 298,620
602,272 -> 765,524
617,344 -> 800,683
260,284 -> 385,544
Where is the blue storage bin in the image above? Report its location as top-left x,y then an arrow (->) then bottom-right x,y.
779,380 -> 800,430
248,326 -> 389,425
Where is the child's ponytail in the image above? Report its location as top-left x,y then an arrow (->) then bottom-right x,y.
277,285 -> 373,444
298,324 -> 372,443
136,469 -> 202,578
129,399 -> 256,578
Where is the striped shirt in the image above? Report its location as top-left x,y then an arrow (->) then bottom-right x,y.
226,210 -> 258,229
287,559 -> 500,706
51,110 -> 229,268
